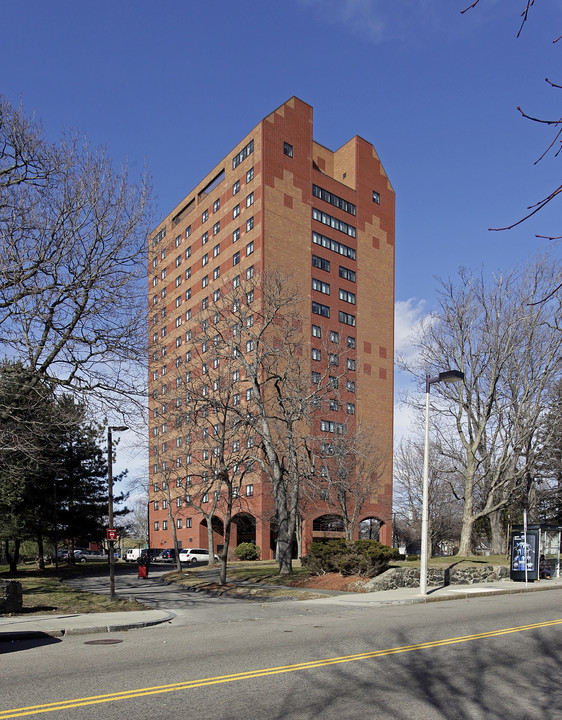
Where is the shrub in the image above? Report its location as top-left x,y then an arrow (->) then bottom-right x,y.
302,539 -> 399,578
406,554 -> 419,562
234,542 -> 261,561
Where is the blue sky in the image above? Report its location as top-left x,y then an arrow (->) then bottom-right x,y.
2,0 -> 560,470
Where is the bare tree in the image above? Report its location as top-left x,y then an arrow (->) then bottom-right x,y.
310,422 -> 389,541
462,1 -> 561,244
402,255 -> 561,555
0,97 -> 152,429
393,438 -> 463,557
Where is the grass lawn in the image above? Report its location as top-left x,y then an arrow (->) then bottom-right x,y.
393,555 -> 510,568
0,563 -> 146,616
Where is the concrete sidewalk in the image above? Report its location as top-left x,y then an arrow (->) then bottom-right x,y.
2,574 -> 561,643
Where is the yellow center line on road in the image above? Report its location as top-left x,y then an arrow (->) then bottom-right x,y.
2,617 -> 561,718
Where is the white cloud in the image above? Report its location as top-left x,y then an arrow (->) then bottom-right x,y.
394,297 -> 428,361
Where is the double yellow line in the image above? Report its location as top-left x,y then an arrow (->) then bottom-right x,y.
2,618 -> 561,718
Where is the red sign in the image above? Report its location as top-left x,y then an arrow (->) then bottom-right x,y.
106,528 -> 118,541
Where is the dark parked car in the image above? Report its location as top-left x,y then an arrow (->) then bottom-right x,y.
139,548 -> 162,564
158,549 -> 176,563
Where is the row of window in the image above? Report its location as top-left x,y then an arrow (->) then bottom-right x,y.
312,208 -> 356,238
312,231 -> 356,260
311,350 -> 356,370
312,279 -> 356,304
312,184 -> 356,216
311,326 -> 355,348
233,139 -> 254,169
311,255 -> 356,283
311,303 -> 356,327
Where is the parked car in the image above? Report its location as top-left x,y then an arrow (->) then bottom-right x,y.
139,548 -> 162,564
77,549 -> 107,563
125,548 -> 143,563
158,549 -> 176,563
179,548 -> 219,564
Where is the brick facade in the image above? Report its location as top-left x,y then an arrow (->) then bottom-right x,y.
148,97 -> 395,559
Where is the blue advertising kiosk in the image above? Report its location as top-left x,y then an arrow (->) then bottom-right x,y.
510,523 -> 561,582
510,525 -> 539,582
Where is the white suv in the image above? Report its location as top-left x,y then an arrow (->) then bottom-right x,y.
179,548 -> 219,564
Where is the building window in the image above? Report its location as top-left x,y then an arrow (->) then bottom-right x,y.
246,265 -> 254,279
213,289 -> 220,302
312,301 -> 330,318
202,209 -> 208,223
162,520 -> 168,530
339,289 -> 356,305
312,324 -> 321,338
202,297 -> 209,310
329,353 -> 339,366
312,278 -> 330,295
373,190 -> 381,204
312,348 -> 321,361
246,192 -> 254,208
233,274 -> 240,289
185,267 -> 192,279
233,204 -> 240,219
312,371 -> 321,384
154,521 -> 159,531
347,358 -> 356,370
202,275 -> 208,288
330,399 -> 338,411
185,518 -> 192,528
246,241 -> 254,256
347,380 -> 355,393
339,311 -> 356,327
233,227 -> 240,243
347,336 -> 356,348
177,519 -> 182,529
233,251 -> 240,266
246,387 -> 253,401
213,267 -> 220,280
202,232 -> 208,246
232,139 -> 254,170
233,180 -> 240,195
233,393 -> 240,405
175,255 -> 181,268
246,484 -> 254,497
202,253 -> 208,266
213,221 -> 220,236
330,330 -> 339,343
246,289 -> 254,304
175,235 -> 181,247
213,198 -> 220,213
312,184 -> 357,216
203,493 -> 209,503
313,231 -> 356,260
246,216 -> 254,232
312,255 -> 331,272
283,142 -> 293,158
246,167 -> 254,183
312,208 -> 356,238
154,500 -> 159,510
347,403 -> 355,415
185,225 -> 192,239
339,266 -> 356,282
246,339 -> 254,353
320,420 -> 335,433
213,243 -> 220,258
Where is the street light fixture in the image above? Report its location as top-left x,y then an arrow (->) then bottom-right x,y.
420,370 -> 464,595
107,425 -> 128,601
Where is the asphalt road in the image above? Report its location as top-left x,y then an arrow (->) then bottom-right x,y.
1,591 -> 560,719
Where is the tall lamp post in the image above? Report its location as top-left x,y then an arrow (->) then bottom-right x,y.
420,370 -> 464,595
108,425 -> 128,600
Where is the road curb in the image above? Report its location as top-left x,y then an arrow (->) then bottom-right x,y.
0,612 -> 175,643
373,581 -> 562,606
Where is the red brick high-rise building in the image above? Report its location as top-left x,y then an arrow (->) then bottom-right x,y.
148,97 -> 395,558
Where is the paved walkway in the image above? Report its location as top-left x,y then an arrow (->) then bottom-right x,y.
2,566 -> 561,642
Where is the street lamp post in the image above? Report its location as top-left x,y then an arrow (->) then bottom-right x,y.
107,425 -> 128,601
420,370 -> 464,595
